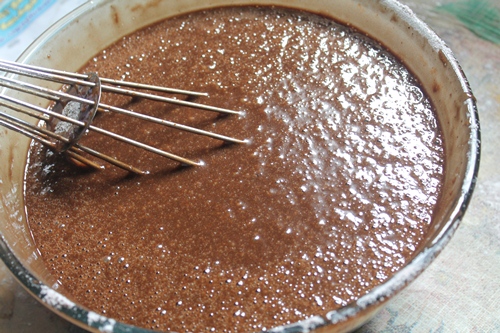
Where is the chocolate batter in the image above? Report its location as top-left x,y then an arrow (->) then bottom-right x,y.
24,6 -> 444,332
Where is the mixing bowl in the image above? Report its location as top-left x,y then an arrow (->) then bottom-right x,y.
0,0 -> 480,332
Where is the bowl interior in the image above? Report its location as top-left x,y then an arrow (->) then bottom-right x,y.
0,0 -> 479,332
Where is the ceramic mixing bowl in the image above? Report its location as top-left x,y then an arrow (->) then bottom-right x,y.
0,0 -> 480,332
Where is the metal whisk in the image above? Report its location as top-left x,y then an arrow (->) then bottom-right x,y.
0,59 -> 245,174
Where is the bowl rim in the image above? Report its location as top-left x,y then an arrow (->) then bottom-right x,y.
0,0 -> 480,332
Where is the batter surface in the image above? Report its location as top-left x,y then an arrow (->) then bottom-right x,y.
25,6 -> 444,332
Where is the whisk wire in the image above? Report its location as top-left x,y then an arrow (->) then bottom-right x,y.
0,59 -> 244,173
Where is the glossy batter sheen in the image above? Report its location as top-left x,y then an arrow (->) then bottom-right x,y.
24,6 -> 444,332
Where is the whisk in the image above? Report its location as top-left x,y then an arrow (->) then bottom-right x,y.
0,59 -> 245,174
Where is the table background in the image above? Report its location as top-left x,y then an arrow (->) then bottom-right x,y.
0,0 -> 499,332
